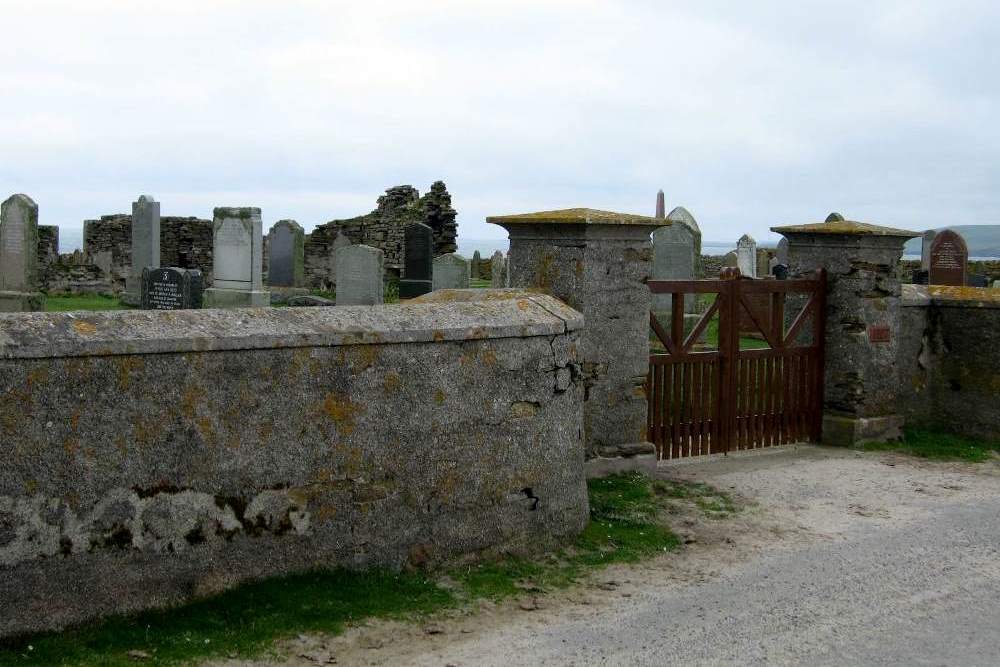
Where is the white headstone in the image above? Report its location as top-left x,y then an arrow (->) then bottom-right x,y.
204,207 -> 268,307
336,244 -> 384,305
432,253 -> 470,290
125,195 -> 160,305
736,234 -> 757,278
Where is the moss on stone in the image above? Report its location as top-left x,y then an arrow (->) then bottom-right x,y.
771,219 -> 919,237
487,208 -> 665,226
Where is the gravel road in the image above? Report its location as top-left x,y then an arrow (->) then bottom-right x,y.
225,446 -> 1000,667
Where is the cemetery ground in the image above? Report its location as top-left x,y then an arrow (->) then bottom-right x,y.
2,433 -> 998,666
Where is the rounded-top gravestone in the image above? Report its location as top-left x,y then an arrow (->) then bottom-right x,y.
928,229 -> 968,286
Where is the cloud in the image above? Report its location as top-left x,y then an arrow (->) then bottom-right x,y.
0,0 -> 998,247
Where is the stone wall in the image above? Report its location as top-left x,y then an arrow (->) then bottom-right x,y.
36,225 -> 59,287
81,215 -> 214,293
0,292 -> 587,637
898,284 -> 1000,440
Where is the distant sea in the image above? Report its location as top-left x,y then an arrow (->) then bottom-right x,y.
56,231 -> 997,262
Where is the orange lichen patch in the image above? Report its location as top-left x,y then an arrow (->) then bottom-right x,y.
480,349 -> 498,366
928,285 -> 1000,302
771,220 -> 919,237
322,393 -> 365,436
433,330 -> 446,342
352,345 -> 380,372
383,372 -> 402,392
487,208 -> 665,226
72,320 -> 98,335
181,385 -> 205,419
434,389 -> 446,405
116,356 -> 144,390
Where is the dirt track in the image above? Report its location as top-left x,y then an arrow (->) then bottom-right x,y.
216,445 -> 1000,666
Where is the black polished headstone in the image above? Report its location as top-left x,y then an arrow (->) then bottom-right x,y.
911,269 -> 929,285
399,222 -> 433,299
141,267 -> 204,310
771,264 -> 788,280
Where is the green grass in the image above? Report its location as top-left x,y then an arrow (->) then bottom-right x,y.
862,428 -> 1000,463
470,278 -> 492,289
0,473 -> 697,666
43,294 -> 131,312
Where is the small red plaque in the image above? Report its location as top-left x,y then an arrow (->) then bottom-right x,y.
867,325 -> 890,343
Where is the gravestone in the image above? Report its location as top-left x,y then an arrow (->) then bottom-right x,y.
336,244 -> 384,305
504,251 -> 511,287
288,294 -> 334,307
0,194 -> 43,311
399,223 -> 433,299
967,273 -> 988,288
266,220 -> 305,287
993,280 -> 1000,289
124,195 -> 160,306
722,250 -> 738,271
140,267 -> 203,310
776,238 -> 789,265
204,207 -> 270,308
911,269 -> 929,285
651,220 -> 695,313
490,250 -> 505,286
772,264 -> 789,280
470,250 -> 482,280
432,253 -> 470,290
329,233 -> 352,286
666,206 -> 703,279
928,229 -> 968,286
920,230 -> 937,270
756,248 -> 771,280
736,234 -> 757,278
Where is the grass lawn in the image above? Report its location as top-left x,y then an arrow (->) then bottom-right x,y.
0,473 -> 719,666
43,294 -> 132,312
862,429 -> 1000,463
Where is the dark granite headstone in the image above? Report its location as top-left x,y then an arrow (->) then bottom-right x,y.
399,222 -> 433,299
928,229 -> 968,286
141,267 -> 203,310
967,273 -> 988,288
911,269 -> 929,285
772,264 -> 788,280
287,295 -> 334,307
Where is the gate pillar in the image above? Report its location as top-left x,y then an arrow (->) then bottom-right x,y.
488,209 -> 667,475
773,214 -> 920,447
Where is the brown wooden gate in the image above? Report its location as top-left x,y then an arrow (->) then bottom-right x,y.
647,268 -> 826,460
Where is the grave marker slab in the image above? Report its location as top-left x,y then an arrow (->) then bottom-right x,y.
141,267 -> 203,310
432,253 -> 470,291
399,223 -> 432,299
204,207 -> 269,308
651,219 -> 695,313
928,229 -> 968,286
471,250 -> 482,280
336,244 -> 384,305
736,234 -> 757,278
124,195 -> 160,306
490,250 -> 505,286
0,194 -> 43,311
266,219 -> 305,287
920,230 -> 937,270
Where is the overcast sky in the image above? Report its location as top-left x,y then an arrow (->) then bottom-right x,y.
2,0 -> 998,246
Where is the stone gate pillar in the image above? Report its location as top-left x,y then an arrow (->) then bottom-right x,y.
772,213 -> 920,447
488,208 -> 667,474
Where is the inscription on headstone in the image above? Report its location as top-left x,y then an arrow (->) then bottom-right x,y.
928,229 -> 968,286
141,267 -> 203,310
399,223 -> 433,299
336,244 -> 384,305
0,194 -> 39,294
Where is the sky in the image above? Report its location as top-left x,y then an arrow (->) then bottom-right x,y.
2,0 -> 999,248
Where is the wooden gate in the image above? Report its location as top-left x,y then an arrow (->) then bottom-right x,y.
647,268 -> 826,460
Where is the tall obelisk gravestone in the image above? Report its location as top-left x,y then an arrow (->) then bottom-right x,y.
0,194 -> 44,311
124,195 -> 161,306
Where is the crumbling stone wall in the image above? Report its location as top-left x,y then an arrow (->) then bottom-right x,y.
898,285 -> 1000,440
0,292 -> 586,637
897,258 -> 1000,283
306,182 -> 458,286
81,215 -> 213,292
